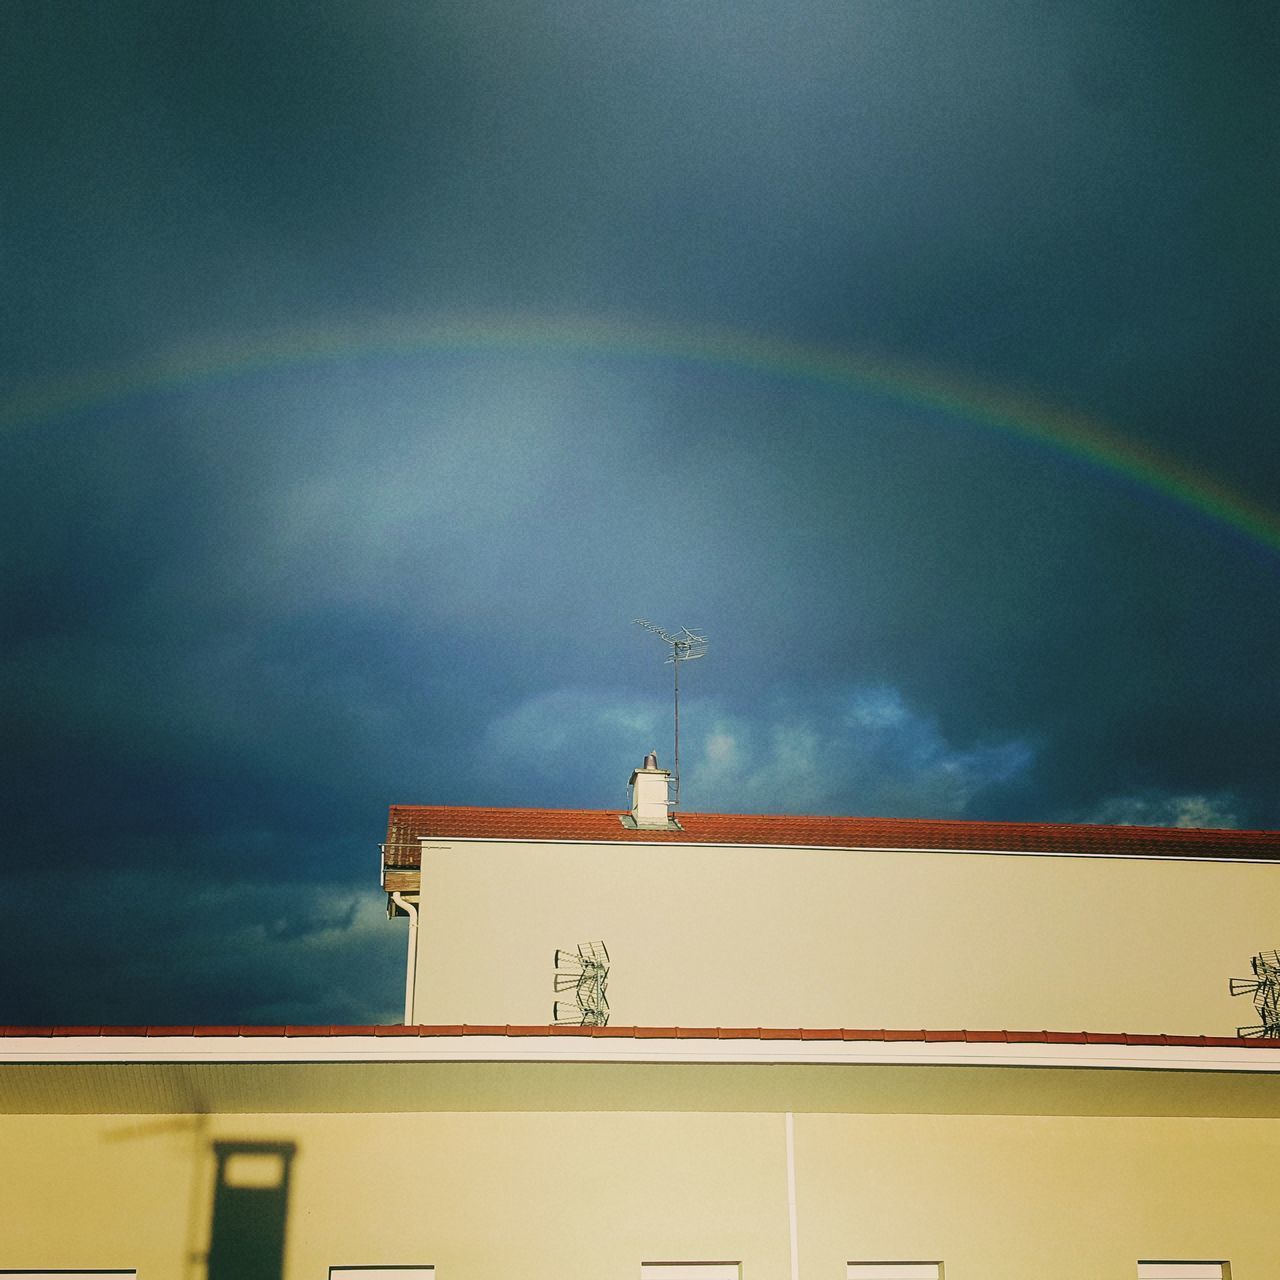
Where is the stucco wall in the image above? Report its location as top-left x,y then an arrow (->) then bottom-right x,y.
1,1108 -> 1276,1278
796,1112 -> 1276,1277
411,839 -> 1278,1033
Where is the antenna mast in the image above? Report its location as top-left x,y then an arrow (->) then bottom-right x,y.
634,618 -> 708,807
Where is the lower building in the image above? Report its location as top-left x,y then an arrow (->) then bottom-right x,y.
2,1024 -> 1277,1277
3,760 -> 1278,1277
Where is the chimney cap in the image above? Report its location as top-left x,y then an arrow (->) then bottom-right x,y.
630,752 -> 668,783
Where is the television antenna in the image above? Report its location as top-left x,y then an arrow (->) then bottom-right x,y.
634,618 -> 707,807
1229,949 -> 1280,1038
553,940 -> 610,1026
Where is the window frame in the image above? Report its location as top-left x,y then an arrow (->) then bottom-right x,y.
640,1265 -> 742,1280
847,1265 -> 944,1280
1137,1265 -> 1229,1280
328,1269 -> 435,1279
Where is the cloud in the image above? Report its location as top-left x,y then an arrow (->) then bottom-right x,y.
1084,792 -> 1242,830
478,688 -> 666,808
2,1 -> 1277,1030
479,682 -> 1034,817
692,685 -> 1034,817
0,870 -> 405,1025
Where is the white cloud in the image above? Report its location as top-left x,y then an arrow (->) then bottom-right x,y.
480,682 -> 1034,817
479,687 -> 666,804
1086,792 -> 1241,829
690,687 -> 1033,817
845,685 -> 910,729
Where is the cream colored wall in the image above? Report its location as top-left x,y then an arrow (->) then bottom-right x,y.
796,1111 -> 1280,1279
1,1108 -> 1277,1279
0,1112 -> 201,1276
412,839 -> 1279,1033
0,1110 -> 789,1280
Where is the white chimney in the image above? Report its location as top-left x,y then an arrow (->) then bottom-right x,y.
629,751 -> 672,829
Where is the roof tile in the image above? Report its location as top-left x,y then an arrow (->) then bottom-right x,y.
384,804 -> 1280,870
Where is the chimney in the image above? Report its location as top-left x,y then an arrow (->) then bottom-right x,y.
628,751 -> 672,829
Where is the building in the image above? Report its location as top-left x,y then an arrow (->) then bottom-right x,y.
2,755 -> 1279,1279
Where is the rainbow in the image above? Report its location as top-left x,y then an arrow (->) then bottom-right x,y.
4,311 -> 1278,556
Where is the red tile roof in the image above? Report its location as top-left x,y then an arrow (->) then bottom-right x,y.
2,1024 -> 1278,1047
383,805 -> 1280,868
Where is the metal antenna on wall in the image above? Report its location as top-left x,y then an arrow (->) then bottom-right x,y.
553,941 -> 611,1026
1230,950 -> 1280,1038
634,618 -> 708,807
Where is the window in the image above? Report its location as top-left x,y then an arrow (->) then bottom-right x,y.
641,1266 -> 741,1280
847,1267 -> 943,1280
1137,1266 -> 1228,1280
329,1270 -> 434,1279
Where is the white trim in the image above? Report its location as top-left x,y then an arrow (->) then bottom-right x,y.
1137,1265 -> 1225,1280
329,1270 -> 434,1279
847,1267 -> 942,1280
416,834 -> 1279,866
640,1267 -> 740,1280
1,1034 -> 1277,1072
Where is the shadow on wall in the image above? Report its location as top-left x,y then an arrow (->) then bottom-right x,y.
102,1118 -> 297,1279
206,1140 -> 297,1280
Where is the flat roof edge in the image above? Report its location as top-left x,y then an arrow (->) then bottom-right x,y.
3,1034 -> 1279,1073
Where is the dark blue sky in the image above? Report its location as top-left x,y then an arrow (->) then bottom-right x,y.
2,1 -> 1277,1023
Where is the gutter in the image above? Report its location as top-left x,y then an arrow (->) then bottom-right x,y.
389,892 -> 419,1025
